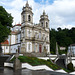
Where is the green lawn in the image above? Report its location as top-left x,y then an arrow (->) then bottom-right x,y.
11,56 -> 70,72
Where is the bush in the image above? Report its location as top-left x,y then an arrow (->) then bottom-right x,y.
67,62 -> 74,72
47,59 -> 51,62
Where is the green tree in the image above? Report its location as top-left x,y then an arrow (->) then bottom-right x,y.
50,28 -> 73,54
69,27 -> 75,43
50,29 -> 56,54
50,37 -> 56,54
0,6 -> 13,54
0,6 -> 13,43
57,27 -> 62,31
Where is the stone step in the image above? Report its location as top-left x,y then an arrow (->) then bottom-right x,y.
0,56 -> 9,67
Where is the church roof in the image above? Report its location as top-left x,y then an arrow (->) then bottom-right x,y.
16,24 -> 21,26
1,40 -> 9,45
11,31 -> 17,34
13,24 -> 21,27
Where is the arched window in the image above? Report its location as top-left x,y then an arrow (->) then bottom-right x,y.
46,22 -> 48,28
28,15 -> 31,22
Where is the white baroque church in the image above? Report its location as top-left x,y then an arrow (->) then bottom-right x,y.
1,1 -> 50,54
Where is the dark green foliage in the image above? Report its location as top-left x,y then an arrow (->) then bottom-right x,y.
0,23 -> 11,42
0,44 -> 2,54
67,62 -> 74,72
62,68 -> 71,73
50,28 -> 74,54
59,50 -> 66,55
47,59 -> 51,62
0,6 -> 13,43
50,29 -> 56,54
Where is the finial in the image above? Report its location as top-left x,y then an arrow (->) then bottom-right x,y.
43,10 -> 46,15
26,1 -> 29,7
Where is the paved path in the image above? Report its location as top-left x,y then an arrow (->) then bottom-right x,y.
0,68 -> 72,75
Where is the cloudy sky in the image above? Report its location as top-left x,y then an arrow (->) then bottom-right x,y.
0,0 -> 75,29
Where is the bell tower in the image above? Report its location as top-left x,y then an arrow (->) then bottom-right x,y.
40,10 -> 49,28
21,1 -> 33,53
21,1 -> 33,26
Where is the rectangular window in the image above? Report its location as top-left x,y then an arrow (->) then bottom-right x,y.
28,30 -> 31,38
28,43 -> 30,50
39,32 -> 41,39
16,35 -> 18,43
43,34 -> 45,40
6,46 -> 8,49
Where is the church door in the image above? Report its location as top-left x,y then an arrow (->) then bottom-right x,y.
39,45 -> 42,53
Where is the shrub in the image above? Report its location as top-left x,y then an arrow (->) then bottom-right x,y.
67,62 -> 74,72
47,59 -> 51,62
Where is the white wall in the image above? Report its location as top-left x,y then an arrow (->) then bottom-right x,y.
2,46 -> 9,54
10,44 -> 20,53
17,33 -> 21,43
46,44 -> 50,53
11,35 -> 16,44
68,46 -> 75,55
72,60 -> 75,67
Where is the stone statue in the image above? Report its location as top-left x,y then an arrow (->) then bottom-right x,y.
44,46 -> 47,56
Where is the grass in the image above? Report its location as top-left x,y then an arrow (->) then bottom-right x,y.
11,56 -> 70,72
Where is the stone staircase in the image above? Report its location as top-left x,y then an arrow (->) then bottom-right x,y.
56,59 -> 66,69
56,55 -> 66,69
0,55 -> 10,67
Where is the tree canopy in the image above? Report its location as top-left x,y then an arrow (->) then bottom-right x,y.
0,6 -> 13,43
50,27 -> 74,54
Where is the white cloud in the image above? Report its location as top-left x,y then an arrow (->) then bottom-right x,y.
58,24 -> 75,29
0,0 -> 75,29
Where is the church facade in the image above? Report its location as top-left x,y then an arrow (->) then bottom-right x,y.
1,1 -> 50,54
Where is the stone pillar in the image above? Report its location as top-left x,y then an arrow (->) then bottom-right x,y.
56,42 -> 59,56
13,50 -> 21,70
